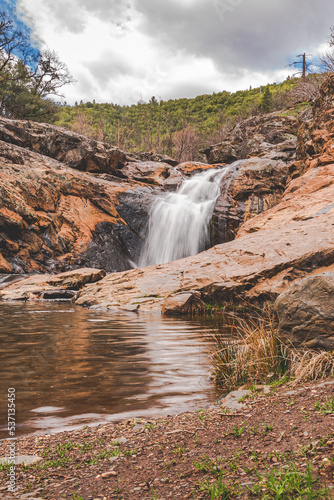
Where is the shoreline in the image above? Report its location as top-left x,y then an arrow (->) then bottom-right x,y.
1,377 -> 334,499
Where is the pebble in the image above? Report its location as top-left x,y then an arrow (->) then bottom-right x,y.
101,470 -> 117,478
113,436 -> 128,444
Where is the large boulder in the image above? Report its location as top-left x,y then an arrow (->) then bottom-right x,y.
292,74 -> 334,177
201,112 -> 298,165
0,117 -> 126,174
199,113 -> 299,243
275,273 -> 334,348
212,157 -> 288,243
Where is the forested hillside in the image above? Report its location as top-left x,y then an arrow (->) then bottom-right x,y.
53,76 -> 318,161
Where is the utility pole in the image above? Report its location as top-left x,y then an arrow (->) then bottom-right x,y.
117,119 -> 120,148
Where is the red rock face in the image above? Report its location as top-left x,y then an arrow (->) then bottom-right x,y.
0,114 -> 295,275
2,74 -> 334,315
71,76 -> 334,313
0,124 -> 160,273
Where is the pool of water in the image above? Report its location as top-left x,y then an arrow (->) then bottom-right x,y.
0,302 -> 216,438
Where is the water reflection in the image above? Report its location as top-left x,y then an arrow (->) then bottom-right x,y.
0,302 -> 215,437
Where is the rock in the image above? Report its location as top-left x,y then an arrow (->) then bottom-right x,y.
275,273 -> 334,348
201,112 -> 298,165
119,161 -> 172,186
218,390 -> 251,411
0,121 -> 158,273
0,117 -> 126,174
296,74 -> 334,174
101,470 -> 117,478
177,161 -> 223,176
113,437 -> 128,444
212,157 -> 289,243
0,253 -> 12,273
126,151 -> 178,166
162,292 -> 206,315
46,268 -> 106,289
41,289 -> 77,300
0,268 -> 105,301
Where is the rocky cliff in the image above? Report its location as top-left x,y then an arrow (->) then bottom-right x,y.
57,77 -> 334,314
0,119 -> 185,273
0,113 -> 296,274
2,76 -> 334,332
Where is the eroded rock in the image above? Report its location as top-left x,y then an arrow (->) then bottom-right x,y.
201,113 -> 298,165
275,273 -> 334,348
0,268 -> 105,301
162,292 -> 205,315
0,131 -> 157,273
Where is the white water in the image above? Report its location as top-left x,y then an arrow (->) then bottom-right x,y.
140,168 -> 228,266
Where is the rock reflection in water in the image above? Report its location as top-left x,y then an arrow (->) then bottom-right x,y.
0,302 -> 214,437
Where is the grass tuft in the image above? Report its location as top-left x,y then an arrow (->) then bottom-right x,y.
205,312 -> 334,392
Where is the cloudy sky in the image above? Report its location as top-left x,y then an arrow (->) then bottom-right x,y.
9,0 -> 334,105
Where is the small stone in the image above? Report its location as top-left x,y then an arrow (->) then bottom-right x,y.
113,436 -> 128,444
101,470 -> 117,478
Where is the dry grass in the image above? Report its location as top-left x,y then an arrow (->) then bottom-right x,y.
292,350 -> 334,384
206,314 -> 334,392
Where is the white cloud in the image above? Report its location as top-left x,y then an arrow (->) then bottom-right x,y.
16,0 -> 334,105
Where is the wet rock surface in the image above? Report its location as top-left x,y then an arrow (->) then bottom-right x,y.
0,120 -> 162,273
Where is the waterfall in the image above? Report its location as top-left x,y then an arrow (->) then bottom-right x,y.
139,168 -> 228,266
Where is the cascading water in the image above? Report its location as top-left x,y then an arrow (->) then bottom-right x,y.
140,167 -> 229,266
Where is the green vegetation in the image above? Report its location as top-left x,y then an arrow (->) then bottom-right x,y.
52,77 -> 302,160
193,454 -> 222,476
314,396 -> 334,414
0,10 -> 74,121
248,463 -> 330,499
196,475 -> 233,499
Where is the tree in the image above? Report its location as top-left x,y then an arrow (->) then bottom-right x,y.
318,27 -> 334,74
0,10 -> 74,120
0,10 -> 36,74
30,49 -> 75,99
287,53 -> 316,80
172,125 -> 199,162
261,86 -> 273,113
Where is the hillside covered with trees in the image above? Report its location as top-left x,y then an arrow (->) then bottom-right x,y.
52,75 -> 323,161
